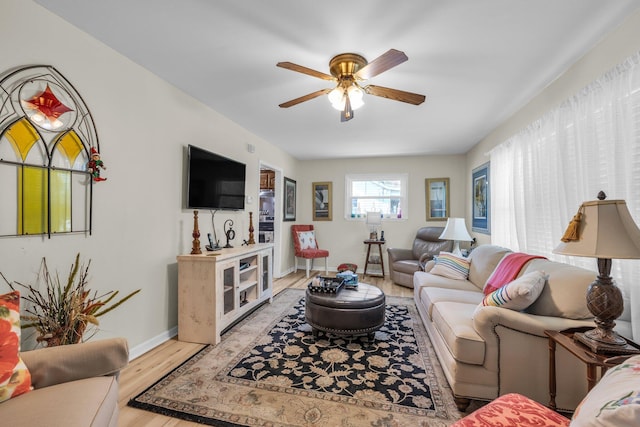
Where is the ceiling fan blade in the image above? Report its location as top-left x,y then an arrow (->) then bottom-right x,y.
276,62 -> 336,81
355,49 -> 408,80
365,85 -> 426,105
279,88 -> 332,108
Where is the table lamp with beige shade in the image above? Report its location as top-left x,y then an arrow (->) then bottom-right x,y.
553,191 -> 640,354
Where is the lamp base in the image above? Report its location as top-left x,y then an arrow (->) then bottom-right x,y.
574,329 -> 640,355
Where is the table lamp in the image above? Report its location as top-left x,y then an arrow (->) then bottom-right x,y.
439,218 -> 472,256
553,191 -> 640,353
366,211 -> 382,240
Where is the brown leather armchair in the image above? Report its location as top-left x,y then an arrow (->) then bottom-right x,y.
387,226 -> 452,288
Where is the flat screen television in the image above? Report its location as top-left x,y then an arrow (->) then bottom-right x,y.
186,145 -> 246,210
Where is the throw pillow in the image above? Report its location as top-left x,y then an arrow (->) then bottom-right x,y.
430,252 -> 471,280
481,270 -> 547,311
483,252 -> 547,295
571,354 -> 640,427
296,231 -> 317,250
0,290 -> 32,403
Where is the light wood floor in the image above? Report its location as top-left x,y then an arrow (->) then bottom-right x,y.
117,271 -> 413,426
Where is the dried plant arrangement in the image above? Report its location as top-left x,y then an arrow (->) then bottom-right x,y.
1,253 -> 140,347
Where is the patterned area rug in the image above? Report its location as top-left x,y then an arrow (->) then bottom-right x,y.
129,288 -> 465,426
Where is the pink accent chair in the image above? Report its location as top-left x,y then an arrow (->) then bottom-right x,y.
291,225 -> 329,278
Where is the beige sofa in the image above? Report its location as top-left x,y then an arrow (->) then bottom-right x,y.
413,245 -> 633,412
0,338 -> 129,427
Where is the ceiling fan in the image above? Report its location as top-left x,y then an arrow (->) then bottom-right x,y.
277,49 -> 426,122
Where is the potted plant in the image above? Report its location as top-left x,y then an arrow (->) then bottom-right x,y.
1,253 -> 140,346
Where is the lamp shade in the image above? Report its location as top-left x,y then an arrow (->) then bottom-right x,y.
553,199 -> 640,259
366,211 -> 382,226
439,218 -> 472,242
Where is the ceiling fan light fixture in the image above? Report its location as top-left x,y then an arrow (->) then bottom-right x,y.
328,86 -> 345,110
347,84 -> 364,110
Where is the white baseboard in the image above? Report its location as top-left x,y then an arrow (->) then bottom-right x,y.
129,326 -> 178,360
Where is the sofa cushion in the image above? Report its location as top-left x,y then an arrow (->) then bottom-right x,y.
431,301 -> 485,365
481,270 -> 547,311
414,271 -> 482,294
0,376 -> 119,427
0,291 -> 32,403
431,252 -> 471,280
467,245 -> 512,291
523,259 -> 594,319
421,287 -> 484,319
571,354 -> 640,427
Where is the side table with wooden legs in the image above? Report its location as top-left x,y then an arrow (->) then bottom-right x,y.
363,239 -> 385,278
544,327 -> 639,411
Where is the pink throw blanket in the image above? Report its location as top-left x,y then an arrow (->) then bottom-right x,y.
484,252 -> 546,295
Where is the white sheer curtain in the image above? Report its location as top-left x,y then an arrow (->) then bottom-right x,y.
490,52 -> 640,341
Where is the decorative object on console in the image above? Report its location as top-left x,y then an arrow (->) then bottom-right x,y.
277,49 -> 425,122
438,217 -> 472,256
223,219 -> 235,248
553,191 -> 640,354
191,210 -> 202,254
248,212 -> 255,244
1,254 -> 140,347
365,211 -> 382,240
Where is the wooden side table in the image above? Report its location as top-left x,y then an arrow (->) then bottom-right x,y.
363,239 -> 385,278
544,327 -> 639,410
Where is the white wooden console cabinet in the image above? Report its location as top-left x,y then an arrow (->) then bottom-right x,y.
177,243 -> 273,345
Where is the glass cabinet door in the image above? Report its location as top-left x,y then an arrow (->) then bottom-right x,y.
221,262 -> 236,316
260,249 -> 272,295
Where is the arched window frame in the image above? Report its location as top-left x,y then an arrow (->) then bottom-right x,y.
0,65 -> 100,238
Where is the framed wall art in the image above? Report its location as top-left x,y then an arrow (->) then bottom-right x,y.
472,162 -> 490,234
312,182 -> 332,221
425,178 -> 449,221
283,177 -> 297,221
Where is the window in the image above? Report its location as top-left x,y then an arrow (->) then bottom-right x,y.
345,173 -> 407,219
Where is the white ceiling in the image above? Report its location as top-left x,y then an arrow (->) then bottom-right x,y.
35,0 -> 640,160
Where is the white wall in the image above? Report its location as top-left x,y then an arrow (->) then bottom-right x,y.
465,8 -> 640,246
293,155 -> 467,273
1,0 -> 298,355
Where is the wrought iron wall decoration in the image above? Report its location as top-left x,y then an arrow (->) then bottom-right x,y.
0,65 -> 100,238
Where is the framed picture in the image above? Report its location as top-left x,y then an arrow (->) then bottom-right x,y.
425,178 -> 450,221
283,177 -> 296,221
472,162 -> 490,234
312,182 -> 332,221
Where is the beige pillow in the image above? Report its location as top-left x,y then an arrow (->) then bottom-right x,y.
430,252 -> 470,280
480,270 -> 547,311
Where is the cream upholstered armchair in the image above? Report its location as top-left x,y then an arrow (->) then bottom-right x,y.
387,226 -> 452,288
1,338 -> 129,427
291,225 -> 329,278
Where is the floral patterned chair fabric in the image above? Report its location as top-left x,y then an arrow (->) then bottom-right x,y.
291,225 -> 329,278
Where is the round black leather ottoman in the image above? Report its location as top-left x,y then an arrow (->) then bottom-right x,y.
305,282 -> 386,339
